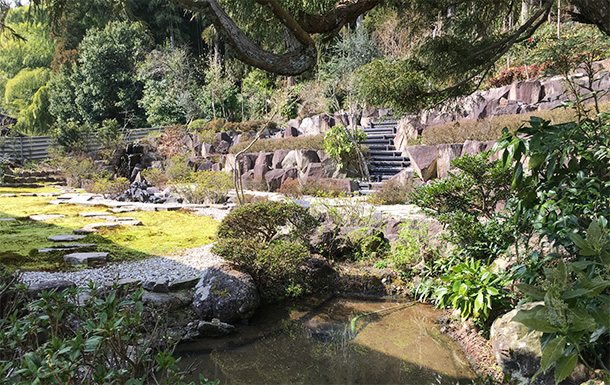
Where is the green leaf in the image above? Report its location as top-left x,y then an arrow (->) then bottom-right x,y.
517,284 -> 546,300
474,291 -> 484,312
539,336 -> 566,372
512,307 -> 560,333
554,354 -> 578,384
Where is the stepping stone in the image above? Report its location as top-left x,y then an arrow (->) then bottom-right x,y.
168,277 -> 201,291
79,212 -> 110,217
30,214 -> 66,221
0,194 -> 17,197
49,234 -> 87,242
0,218 -> 16,221
38,247 -> 78,253
38,193 -> 61,197
49,200 -> 70,205
83,222 -> 122,230
109,207 -> 135,213
155,205 -> 182,211
63,252 -> 108,265
19,193 -> 37,196
106,217 -> 137,222
56,193 -> 81,200
28,280 -> 75,295
143,279 -> 170,293
61,243 -> 96,248
74,228 -> 99,234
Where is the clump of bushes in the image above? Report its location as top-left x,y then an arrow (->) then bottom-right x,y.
49,148 -> 97,188
170,170 -> 232,204
0,269 -> 215,384
212,201 -> 319,301
369,180 -> 412,205
323,124 -> 366,173
141,168 -> 169,188
88,175 -> 130,198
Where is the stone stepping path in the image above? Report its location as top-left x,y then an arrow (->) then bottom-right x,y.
64,252 -> 108,266
49,234 -> 87,242
79,212 -> 111,217
30,214 -> 66,221
38,243 -> 96,253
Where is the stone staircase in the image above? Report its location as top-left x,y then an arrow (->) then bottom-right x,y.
359,120 -> 410,193
1,169 -> 65,186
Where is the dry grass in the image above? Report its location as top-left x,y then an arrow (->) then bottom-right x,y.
421,101 -> 610,145
229,134 -> 325,154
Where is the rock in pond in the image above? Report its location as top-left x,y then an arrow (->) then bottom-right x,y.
192,267 -> 260,324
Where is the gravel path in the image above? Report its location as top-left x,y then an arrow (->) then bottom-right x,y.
20,244 -> 224,287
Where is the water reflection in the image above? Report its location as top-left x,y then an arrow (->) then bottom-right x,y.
177,295 -> 476,384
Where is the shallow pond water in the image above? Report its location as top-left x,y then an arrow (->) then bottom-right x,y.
177,295 -> 477,384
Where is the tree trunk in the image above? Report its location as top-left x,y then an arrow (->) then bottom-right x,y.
568,0 -> 610,36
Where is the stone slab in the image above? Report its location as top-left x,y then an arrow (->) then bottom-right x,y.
49,200 -> 70,205
61,243 -> 96,248
155,205 -> 182,211
19,193 -> 37,196
79,212 -> 111,217
63,252 -> 108,265
106,217 -> 138,222
109,207 -> 135,213
73,228 -> 99,234
0,218 -> 16,221
38,193 -> 61,197
83,222 -> 122,230
38,247 -> 77,253
30,214 -> 66,221
1,194 -> 17,197
49,234 -> 87,242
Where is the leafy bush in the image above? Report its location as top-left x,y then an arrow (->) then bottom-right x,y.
165,155 -> 190,181
0,155 -> 11,183
487,63 -> 546,87
0,278 -> 215,385
53,121 -> 91,153
88,175 -> 130,198
170,170 -> 232,204
141,168 -> 169,188
50,149 -> 97,188
323,124 -> 366,172
214,201 -> 318,301
97,119 -> 124,152
203,118 -> 226,132
278,178 -> 302,198
370,180 -> 412,205
434,257 -> 512,323
189,119 -> 209,132
390,223 -> 429,272
158,125 -> 189,158
213,238 -> 309,301
410,152 -> 516,261
229,134 -> 325,154
217,201 -> 318,244
300,179 -> 346,198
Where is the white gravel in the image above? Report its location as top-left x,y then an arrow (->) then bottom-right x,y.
20,244 -> 225,287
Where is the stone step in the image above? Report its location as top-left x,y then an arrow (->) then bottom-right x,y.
372,155 -> 410,162
369,168 -> 404,175
369,150 -> 403,157
370,160 -> 411,168
363,127 -> 396,135
29,214 -> 66,221
64,252 -> 108,266
363,134 -> 395,141
49,234 -> 87,242
363,138 -> 395,145
367,145 -> 396,152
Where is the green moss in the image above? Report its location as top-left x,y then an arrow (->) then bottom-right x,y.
0,187 -> 219,271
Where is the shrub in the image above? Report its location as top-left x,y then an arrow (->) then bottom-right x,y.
170,170 -> 232,204
217,201 -> 318,244
278,178 -> 301,198
323,124 -> 366,172
0,155 -> 11,183
97,118 -> 124,152
165,155 -> 190,181
158,125 -> 189,158
50,149 -> 97,188
203,118 -> 226,132
88,175 -> 130,198
141,168 -> 169,188
299,179 -> 346,198
229,134 -> 325,154
188,119 -> 208,132
487,63 -> 546,87
369,180 -> 411,205
213,238 -> 309,301
53,121 -> 90,153
390,223 -> 429,272
214,201 -> 318,301
0,277 -> 216,385
434,257 -> 512,323
409,151 -> 516,261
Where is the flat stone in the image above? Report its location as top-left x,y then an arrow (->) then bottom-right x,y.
73,228 -> 99,234
49,200 -> 70,205
28,279 -> 75,296
49,234 -> 87,242
0,218 -> 16,221
105,217 -> 137,222
83,223 -> 122,230
142,279 -> 170,293
168,276 -> 201,291
38,193 -> 60,197
61,243 -> 96,248
155,205 -> 182,211
38,247 -> 76,253
142,291 -> 192,311
109,207 -> 135,213
79,212 -> 110,217
56,193 -> 81,200
19,193 -> 37,196
1,194 -> 17,197
29,214 -> 66,221
63,252 -> 108,265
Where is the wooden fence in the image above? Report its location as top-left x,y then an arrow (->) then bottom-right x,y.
0,127 -> 165,162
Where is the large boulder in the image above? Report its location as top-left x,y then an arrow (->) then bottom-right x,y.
192,267 -> 260,324
265,168 -> 299,192
405,145 -> 438,181
302,163 -> 324,183
461,140 -> 488,157
490,303 -> 589,385
509,80 -> 544,105
436,143 -> 463,179
394,116 -> 419,152
298,113 -> 335,136
388,167 -> 415,187
272,150 -> 290,169
295,150 -> 320,172
281,150 -> 298,169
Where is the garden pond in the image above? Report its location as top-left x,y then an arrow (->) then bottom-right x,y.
177,295 -> 477,384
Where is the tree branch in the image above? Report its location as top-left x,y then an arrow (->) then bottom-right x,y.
296,0 -> 383,35
170,0 -> 317,75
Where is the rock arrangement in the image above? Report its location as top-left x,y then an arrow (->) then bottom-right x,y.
115,181 -> 182,204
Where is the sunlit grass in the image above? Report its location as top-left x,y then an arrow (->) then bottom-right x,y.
0,187 -> 218,271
